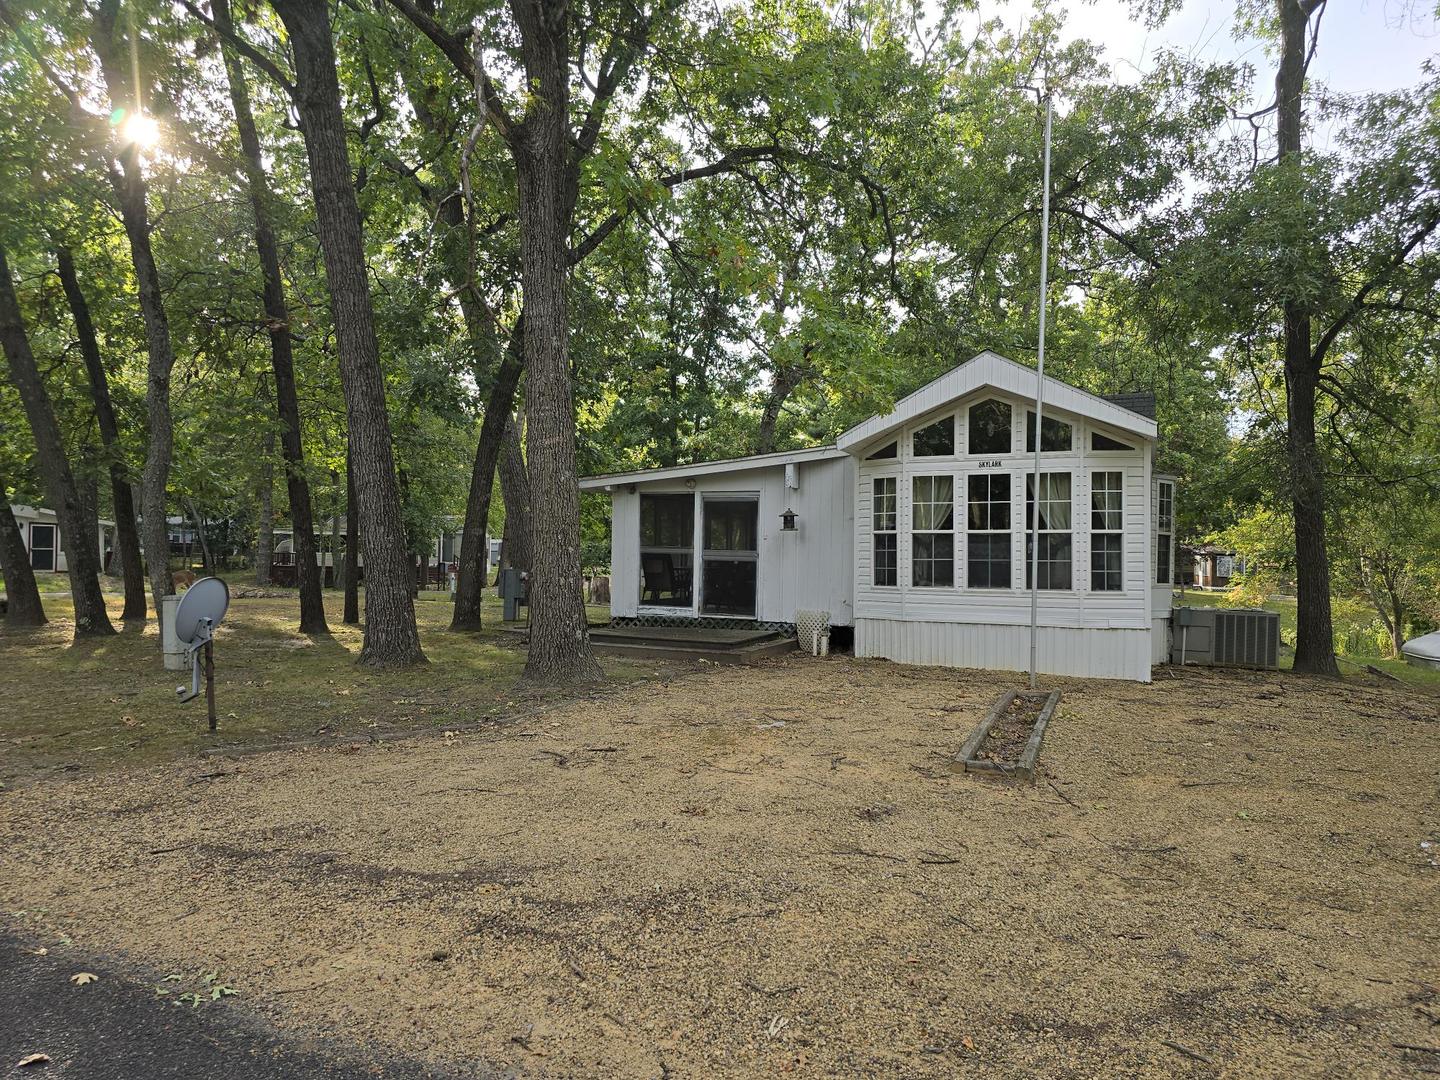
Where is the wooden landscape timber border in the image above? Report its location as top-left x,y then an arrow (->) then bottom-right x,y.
951,688 -> 1062,783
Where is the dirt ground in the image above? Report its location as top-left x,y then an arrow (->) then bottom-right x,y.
3,656 -> 1439,1078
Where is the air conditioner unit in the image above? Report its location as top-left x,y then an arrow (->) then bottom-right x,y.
1171,607 -> 1280,669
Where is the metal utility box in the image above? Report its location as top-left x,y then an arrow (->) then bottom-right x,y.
1171,606 -> 1280,669
499,568 -> 528,622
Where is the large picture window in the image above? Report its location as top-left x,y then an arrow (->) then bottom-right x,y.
872,477 -> 897,587
911,475 -> 954,587
968,400 -> 1012,455
1025,472 -> 1072,589
1156,480 -> 1174,584
1090,471 -> 1123,591
966,474 -> 1011,588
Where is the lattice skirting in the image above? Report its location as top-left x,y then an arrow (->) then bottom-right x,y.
610,615 -> 796,635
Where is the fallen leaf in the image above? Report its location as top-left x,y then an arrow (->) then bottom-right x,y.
962,1036 -> 975,1050
69,972 -> 98,986
16,1053 -> 50,1067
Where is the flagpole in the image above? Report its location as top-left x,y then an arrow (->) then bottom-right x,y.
1029,96 -> 1053,691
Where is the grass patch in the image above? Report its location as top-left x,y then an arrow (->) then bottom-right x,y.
0,587 -> 644,785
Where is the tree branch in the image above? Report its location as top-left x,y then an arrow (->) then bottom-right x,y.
1311,207 -> 1440,367
382,0 -> 515,139
177,0 -> 296,98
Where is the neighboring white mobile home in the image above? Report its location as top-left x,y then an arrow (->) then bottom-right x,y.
9,504 -> 113,574
581,351 -> 1175,682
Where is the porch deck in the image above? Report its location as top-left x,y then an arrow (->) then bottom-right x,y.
588,624 -> 798,664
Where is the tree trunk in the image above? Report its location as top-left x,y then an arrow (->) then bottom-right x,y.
1276,0 -> 1338,676
0,245 -> 114,637
80,462 -> 101,566
59,246 -> 148,620
184,496 -> 214,573
256,426 -> 273,585
92,0 -> 174,615
344,450 -> 359,624
330,491 -> 342,590
498,413 -> 533,574
451,319 -> 525,630
0,494 -> 47,627
508,0 -> 600,683
216,0 -> 326,631
755,352 -> 810,455
272,0 -> 423,666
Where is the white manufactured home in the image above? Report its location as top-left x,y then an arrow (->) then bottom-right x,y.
581,352 -> 1177,682
9,504 -> 113,574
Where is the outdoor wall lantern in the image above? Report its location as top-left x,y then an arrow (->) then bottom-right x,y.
685,478 -> 697,490
780,508 -> 798,531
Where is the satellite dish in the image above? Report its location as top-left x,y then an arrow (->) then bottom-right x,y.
174,576 -> 229,645
174,576 -> 229,730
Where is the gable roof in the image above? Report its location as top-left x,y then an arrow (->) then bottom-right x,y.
835,351 -> 1159,454
578,444 -> 847,490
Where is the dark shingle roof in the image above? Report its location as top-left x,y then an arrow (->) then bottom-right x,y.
1101,392 -> 1156,420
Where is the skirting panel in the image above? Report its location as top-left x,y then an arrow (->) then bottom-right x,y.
855,618 -> 1153,682
611,615 -> 796,635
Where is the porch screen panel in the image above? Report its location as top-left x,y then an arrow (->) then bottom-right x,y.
1025,472 -> 1072,589
872,477 -> 897,587
639,494 -> 694,607
911,475 -> 954,587
1090,470 -> 1123,591
966,474 -> 1010,588
701,499 -> 758,617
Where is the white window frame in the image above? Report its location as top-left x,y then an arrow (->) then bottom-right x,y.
910,474 -> 955,588
872,476 -> 898,587
965,472 -> 1011,589
1026,471 -> 1073,590
1090,470 -> 1124,592
1156,479 -> 1174,585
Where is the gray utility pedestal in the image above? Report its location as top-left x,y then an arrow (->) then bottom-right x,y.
499,568 -> 528,622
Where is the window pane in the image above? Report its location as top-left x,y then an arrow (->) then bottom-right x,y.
873,477 -> 896,532
912,476 -> 954,531
967,533 -> 1010,588
1092,431 -> 1133,451
704,501 -> 757,552
913,416 -> 955,457
1026,473 -> 1071,530
1158,482 -> 1174,531
1025,534 -> 1073,589
912,533 -> 954,587
1091,471 -> 1123,531
967,474 -> 1010,530
874,534 -> 897,587
867,441 -> 898,460
1090,533 -> 1123,591
1156,532 -> 1172,584
968,400 -> 1012,455
640,494 -> 693,548
1026,412 -> 1073,452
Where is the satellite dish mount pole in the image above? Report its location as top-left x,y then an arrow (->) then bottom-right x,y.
203,633 -> 216,732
